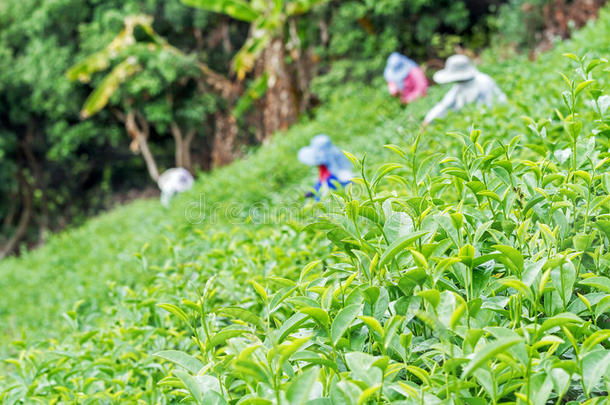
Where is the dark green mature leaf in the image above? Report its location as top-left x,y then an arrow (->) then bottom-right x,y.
551,261 -> 576,305
579,276 -> 610,293
331,304 -> 361,345
538,312 -> 584,335
174,370 -> 205,404
461,337 -> 522,378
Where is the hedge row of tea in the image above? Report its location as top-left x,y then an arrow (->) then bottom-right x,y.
1,8 -> 610,404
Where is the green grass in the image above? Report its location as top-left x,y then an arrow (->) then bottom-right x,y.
1,7 -> 609,404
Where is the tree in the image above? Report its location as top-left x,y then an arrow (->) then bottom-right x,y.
67,15 -> 227,179
0,0 -> 234,255
0,0 -> 133,256
182,0 -> 327,138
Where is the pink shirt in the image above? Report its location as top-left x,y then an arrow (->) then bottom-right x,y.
387,66 -> 428,104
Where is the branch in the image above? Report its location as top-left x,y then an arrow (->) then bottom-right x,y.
112,108 -> 127,123
0,170 -> 33,259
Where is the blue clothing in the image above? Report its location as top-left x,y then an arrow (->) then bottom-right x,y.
312,175 -> 351,201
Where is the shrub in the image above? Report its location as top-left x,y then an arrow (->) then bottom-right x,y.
1,6 -> 609,404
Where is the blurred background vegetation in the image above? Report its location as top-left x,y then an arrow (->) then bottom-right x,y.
0,0 -> 605,258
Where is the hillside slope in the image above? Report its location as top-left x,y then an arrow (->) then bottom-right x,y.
0,85 -> 405,344
1,7 -> 609,404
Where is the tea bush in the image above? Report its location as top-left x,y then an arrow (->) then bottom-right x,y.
1,7 -> 609,404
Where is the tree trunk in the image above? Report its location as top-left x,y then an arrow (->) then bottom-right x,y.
170,121 -> 184,168
212,112 -> 239,167
125,111 -> 160,182
183,129 -> 196,172
22,121 -> 49,242
0,170 -> 33,259
288,19 -> 317,115
261,37 -> 299,140
2,195 -> 17,233
170,122 -> 196,172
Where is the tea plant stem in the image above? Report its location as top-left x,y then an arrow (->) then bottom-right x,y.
481,171 -> 498,219
377,371 -> 384,404
411,129 -> 422,190
583,184 -> 591,234
572,138 -> 577,173
525,346 -> 533,404
361,156 -> 375,204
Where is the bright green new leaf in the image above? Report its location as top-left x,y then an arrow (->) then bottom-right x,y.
581,329 -> 610,354
216,307 -> 266,330
208,329 -> 248,348
417,289 -> 440,308
357,384 -> 382,405
493,244 -> 524,275
250,280 -> 268,303
358,316 -> 384,336
574,80 -> 594,97
300,307 -> 330,328
157,303 -> 190,324
379,230 -> 428,267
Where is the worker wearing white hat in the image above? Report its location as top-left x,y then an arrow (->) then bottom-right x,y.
158,167 -> 194,206
424,54 -> 506,124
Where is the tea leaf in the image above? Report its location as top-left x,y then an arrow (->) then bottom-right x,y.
461,337 -> 522,378
154,350 -> 204,374
379,230 -> 428,267
331,304 -> 362,345
286,367 -> 320,404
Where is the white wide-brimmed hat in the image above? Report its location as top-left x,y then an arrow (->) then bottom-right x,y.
384,52 -> 417,89
298,134 -> 352,176
158,167 -> 194,206
433,54 -> 478,84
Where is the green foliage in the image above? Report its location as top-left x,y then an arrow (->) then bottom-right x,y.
491,0 -> 549,48
1,5 -> 610,405
0,0 -> 228,252
182,0 -> 328,78
311,0 -> 487,93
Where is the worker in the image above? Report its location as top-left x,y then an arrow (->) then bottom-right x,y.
158,167 -> 194,206
298,134 -> 352,200
384,52 -> 428,105
424,54 -> 506,124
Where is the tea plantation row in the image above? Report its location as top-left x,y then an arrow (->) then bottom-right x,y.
1,7 -> 609,404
